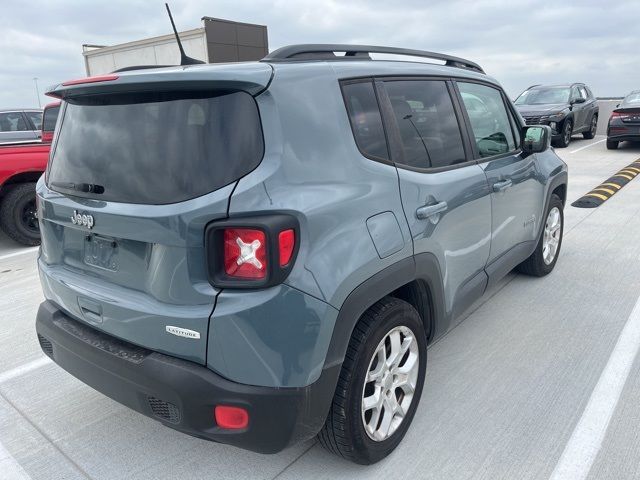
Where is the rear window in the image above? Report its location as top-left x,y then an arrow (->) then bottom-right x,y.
48,90 -> 263,204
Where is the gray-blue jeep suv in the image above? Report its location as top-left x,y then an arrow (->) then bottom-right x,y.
35,44 -> 568,464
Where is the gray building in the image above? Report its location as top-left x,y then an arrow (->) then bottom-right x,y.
83,17 -> 268,75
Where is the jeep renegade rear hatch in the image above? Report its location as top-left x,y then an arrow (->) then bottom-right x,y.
38,64 -> 270,365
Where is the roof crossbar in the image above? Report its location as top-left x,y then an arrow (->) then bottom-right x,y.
262,44 -> 484,73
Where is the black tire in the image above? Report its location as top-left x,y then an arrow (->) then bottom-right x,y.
606,139 -> 619,150
0,183 -> 41,246
583,115 -> 598,139
554,119 -> 573,148
318,297 -> 427,464
516,194 -> 563,277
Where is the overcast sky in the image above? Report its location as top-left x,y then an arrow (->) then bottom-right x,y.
1,0 -> 638,108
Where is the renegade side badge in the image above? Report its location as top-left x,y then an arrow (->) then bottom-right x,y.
166,326 -> 200,339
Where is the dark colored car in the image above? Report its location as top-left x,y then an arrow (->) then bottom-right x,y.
606,90 -> 640,150
515,83 -> 599,148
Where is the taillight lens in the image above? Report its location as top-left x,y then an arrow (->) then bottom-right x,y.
205,215 -> 299,288
611,111 -> 629,121
41,131 -> 54,143
224,228 -> 267,279
278,229 -> 295,267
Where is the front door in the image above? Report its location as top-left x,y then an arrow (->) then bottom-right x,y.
455,81 -> 545,267
378,78 -> 492,332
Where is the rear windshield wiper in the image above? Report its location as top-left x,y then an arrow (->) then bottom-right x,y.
50,181 -> 105,194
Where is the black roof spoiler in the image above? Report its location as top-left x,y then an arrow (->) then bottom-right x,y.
262,44 -> 484,74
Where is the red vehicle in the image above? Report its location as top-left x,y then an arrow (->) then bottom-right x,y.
0,102 -> 60,245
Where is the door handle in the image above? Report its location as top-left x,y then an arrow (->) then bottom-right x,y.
416,201 -> 448,220
493,179 -> 513,193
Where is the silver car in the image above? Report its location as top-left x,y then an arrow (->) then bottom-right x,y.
0,108 -> 43,144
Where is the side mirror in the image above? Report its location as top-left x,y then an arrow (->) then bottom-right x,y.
616,103 -> 620,108
522,125 -> 551,155
571,97 -> 586,104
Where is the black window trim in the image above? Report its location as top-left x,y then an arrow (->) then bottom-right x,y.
374,75 -> 477,174
339,78 -> 393,166
451,78 -> 525,164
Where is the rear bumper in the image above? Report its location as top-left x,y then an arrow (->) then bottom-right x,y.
607,134 -> 640,142
35,300 -> 340,454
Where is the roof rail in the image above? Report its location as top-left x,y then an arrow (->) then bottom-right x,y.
261,44 -> 484,73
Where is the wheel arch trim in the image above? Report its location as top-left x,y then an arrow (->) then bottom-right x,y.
323,253 -> 446,369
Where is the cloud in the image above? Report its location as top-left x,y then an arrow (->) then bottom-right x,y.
1,0 -> 638,107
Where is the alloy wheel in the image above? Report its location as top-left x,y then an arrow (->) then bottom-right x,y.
361,325 -> 419,442
564,122 -> 572,145
542,206 -> 561,265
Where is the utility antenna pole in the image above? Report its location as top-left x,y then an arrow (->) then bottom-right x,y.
33,77 -> 41,108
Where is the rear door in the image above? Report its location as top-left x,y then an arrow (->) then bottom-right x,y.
38,89 -> 265,364
455,81 -> 544,269
377,78 -> 492,331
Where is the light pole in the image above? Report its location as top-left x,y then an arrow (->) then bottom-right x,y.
33,77 -> 41,108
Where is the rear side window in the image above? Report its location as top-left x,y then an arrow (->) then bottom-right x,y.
0,112 -> 28,132
384,80 -> 466,169
458,82 -> 516,158
48,90 -> 263,205
342,82 -> 389,161
43,106 -> 60,132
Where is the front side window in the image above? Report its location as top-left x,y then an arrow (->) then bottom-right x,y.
570,86 -> 581,102
384,80 -> 466,169
0,112 -> 28,132
578,86 -> 589,100
458,82 -> 516,158
342,82 -> 389,161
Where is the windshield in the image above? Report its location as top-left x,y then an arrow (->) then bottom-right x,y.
515,87 -> 570,105
48,90 -> 263,205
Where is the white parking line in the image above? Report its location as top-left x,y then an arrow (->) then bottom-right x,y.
0,441 -> 32,480
569,139 -> 606,153
0,357 -> 51,384
549,294 -> 640,480
0,247 -> 39,262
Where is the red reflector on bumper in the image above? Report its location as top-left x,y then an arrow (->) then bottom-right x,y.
215,405 -> 249,430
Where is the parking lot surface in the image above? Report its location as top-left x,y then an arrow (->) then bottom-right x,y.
2,136 -> 640,479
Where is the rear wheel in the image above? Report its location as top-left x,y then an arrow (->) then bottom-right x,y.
0,183 -> 40,246
583,115 -> 598,139
555,119 -> 573,148
318,297 -> 427,464
607,139 -> 619,150
517,194 -> 563,277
